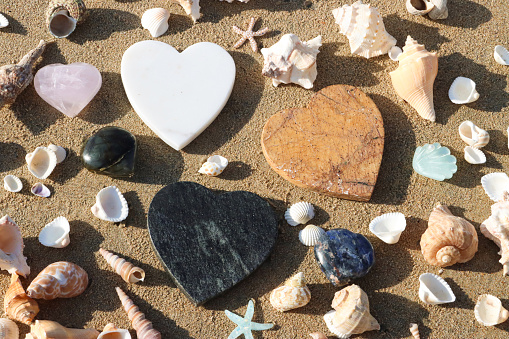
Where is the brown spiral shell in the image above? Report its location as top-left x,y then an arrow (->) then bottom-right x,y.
116,287 -> 161,339
4,273 -> 39,325
99,248 -> 145,283
27,262 -> 89,300
45,0 -> 88,25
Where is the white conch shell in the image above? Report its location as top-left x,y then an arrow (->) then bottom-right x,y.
449,77 -> 479,104
3,175 -> 22,193
99,248 -> 145,283
369,212 -> 406,244
481,191 -> 509,275
31,183 -> 51,198
47,144 -> 66,164
332,1 -> 396,59
428,0 -> 448,19
409,323 -> 420,339
91,186 -> 129,222
285,202 -> 315,226
25,146 -> 58,179
141,8 -> 170,38
458,120 -> 489,148
481,173 -> 509,202
269,272 -> 311,312
474,294 -> 509,326
198,155 -> 228,176
39,216 -> 70,248
299,225 -> 325,246
406,0 -> 435,15
98,323 -> 131,339
388,46 -> 402,61
173,0 -> 201,22
0,318 -> 19,339
494,45 -> 509,66
464,146 -> 486,165
0,14 -> 8,28
261,34 -> 322,89
418,273 -> 455,305
0,216 -> 30,277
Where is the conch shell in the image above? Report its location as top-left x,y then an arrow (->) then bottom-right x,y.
0,215 -> 30,278
26,320 -> 99,339
390,36 -> 438,122
0,318 -> 18,339
4,273 -> 39,325
420,203 -> 478,267
99,248 -> 145,283
116,287 -> 161,339
269,272 -> 311,312
481,191 -> 509,275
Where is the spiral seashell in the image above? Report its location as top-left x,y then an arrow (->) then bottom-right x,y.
409,323 -> 420,339
98,323 -> 131,339
46,0 -> 88,38
270,272 -> 311,312
26,146 -> 58,179
464,146 -> 486,165
0,14 -> 8,28
474,294 -> 509,326
3,175 -> 22,193
481,191 -> 509,275
198,155 -> 228,176
458,120 -> 489,149
0,215 -> 30,278
141,8 -> 170,38
91,186 -> 129,222
47,144 -> 67,163
116,287 -> 161,339
4,274 -> 39,325
284,202 -> 314,226
0,318 -> 18,339
412,143 -> 457,181
299,225 -> 325,246
494,45 -> 509,66
99,248 -> 145,283
27,320 -> 99,339
418,273 -> 455,305
406,0 -> 435,15
428,0 -> 448,19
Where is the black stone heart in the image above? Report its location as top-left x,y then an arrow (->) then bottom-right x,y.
148,182 -> 278,305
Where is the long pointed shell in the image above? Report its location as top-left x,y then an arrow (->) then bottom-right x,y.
0,215 -> 30,277
98,323 -> 131,339
285,202 -> 315,226
270,272 -> 311,312
91,186 -> 129,222
299,225 -> 325,246
406,0 -> 435,15
449,77 -> 479,104
418,273 -> 455,304
369,212 -> 406,244
38,216 -> 71,248
141,8 -> 170,38
46,0 -> 88,38
4,273 -> 39,325
412,143 -> 457,181
0,14 -> 8,28
28,320 -> 99,339
173,0 -> 201,22
481,173 -> 509,202
494,45 -> 509,66
458,120 -> 489,148
409,323 -> 420,339
464,146 -> 486,165
25,147 -> 58,179
428,0 -> 448,19
99,248 -> 145,283
474,294 -> 509,326
0,318 -> 18,339
116,287 -> 161,339
3,175 -> 22,193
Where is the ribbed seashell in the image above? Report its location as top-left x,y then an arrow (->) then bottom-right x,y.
0,215 -> 30,277
284,202 -> 315,226
0,14 -> 8,28
31,183 -> 51,198
46,0 -> 88,38
481,191 -> 509,275
116,287 -> 161,339
494,45 -> 509,66
332,1 -> 396,59
27,320 -> 99,339
309,333 -> 327,339
406,0 -> 435,15
26,146 -> 58,179
3,175 -> 22,193
91,186 -> 129,222
420,203 -> 478,267
474,294 -> 509,326
27,261 -> 89,300
409,323 -> 420,339
481,173 -> 509,202
299,225 -> 325,246
99,248 -> 145,283
390,36 -> 438,122
141,8 -> 170,38
270,272 -> 311,312
38,216 -> 70,248
198,155 -> 228,176
412,143 -> 457,181
0,40 -> 46,109
0,318 -> 18,339
428,0 -> 448,19
261,34 -> 322,89
418,273 -> 455,305
173,0 -> 201,22
458,120 -> 489,149
449,77 -> 479,104
324,284 -> 379,338
98,323 -> 131,339
47,144 -> 67,164
464,146 -> 486,165
388,46 -> 402,61
369,212 -> 406,244
4,273 -> 39,325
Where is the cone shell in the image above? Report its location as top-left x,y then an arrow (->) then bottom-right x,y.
4,274 -> 39,325
299,225 -> 325,246
198,155 -> 228,176
285,202 -> 315,226
28,320 -> 99,339
91,186 -> 129,222
98,323 -> 131,339
99,248 -> 145,283
3,175 -> 22,193
46,0 -> 87,38
270,272 -> 311,312
116,287 -> 161,339
409,323 -> 420,339
141,8 -> 170,38
481,173 -> 509,202
0,318 -> 18,339
25,146 -> 58,179
474,294 -> 509,326
0,215 -> 30,277
458,120 -> 489,149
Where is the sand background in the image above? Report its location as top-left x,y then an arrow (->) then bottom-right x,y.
0,0 -> 508,338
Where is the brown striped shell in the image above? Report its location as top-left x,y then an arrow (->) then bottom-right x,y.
99,248 -> 145,283
27,262 -> 89,300
46,0 -> 87,25
269,272 -> 311,312
4,274 -> 39,325
116,287 -> 161,339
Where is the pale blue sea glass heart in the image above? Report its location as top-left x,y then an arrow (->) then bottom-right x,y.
413,143 -> 457,181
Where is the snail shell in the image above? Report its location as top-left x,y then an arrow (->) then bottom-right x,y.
46,0 -> 88,38
4,273 -> 39,325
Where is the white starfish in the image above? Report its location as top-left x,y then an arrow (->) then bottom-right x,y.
225,299 -> 274,339
232,17 -> 269,52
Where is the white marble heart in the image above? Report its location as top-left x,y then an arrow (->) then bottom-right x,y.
121,41 -> 236,151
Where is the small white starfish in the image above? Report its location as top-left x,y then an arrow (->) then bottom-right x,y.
225,299 -> 274,339
232,17 -> 269,52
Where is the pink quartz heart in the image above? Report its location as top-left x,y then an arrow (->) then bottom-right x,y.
34,63 -> 102,118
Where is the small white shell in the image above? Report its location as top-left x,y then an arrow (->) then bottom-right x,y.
464,146 -> 486,165
98,323 -> 131,339
31,183 -> 51,198
3,175 -> 22,193
494,45 -> 509,66
39,216 -> 70,248
418,273 -> 455,305
299,225 -> 325,246
474,294 -> 509,326
388,46 -> 402,61
0,318 -> 19,338
448,77 -> 479,104
25,146 -> 58,179
406,0 -> 435,15
141,8 -> 170,38
47,144 -> 66,164
285,202 -> 314,226
428,0 -> 448,19
481,172 -> 509,202
198,155 -> 228,176
458,120 -> 489,148
369,212 -> 406,244
0,13 -> 8,28
91,186 -> 129,222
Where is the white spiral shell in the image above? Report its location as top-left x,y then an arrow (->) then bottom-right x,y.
285,202 -> 314,226
141,8 -> 170,38
299,225 -> 325,246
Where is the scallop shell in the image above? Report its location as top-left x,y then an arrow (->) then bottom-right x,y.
0,13 -> 9,28
31,183 -> 51,198
481,172 -> 509,202
406,0 -> 435,15
332,1 -> 396,59
412,143 -> 457,181
270,272 -> 311,312
141,8 -> 170,38
4,273 -> 39,325
116,287 -> 161,339
418,273 -> 455,305
474,294 -> 509,326
458,120 -> 489,148
0,318 -> 18,339
449,77 -> 479,104
26,146 -> 58,179
285,202 -> 315,226
3,175 -> 22,193
0,215 -> 30,277
299,225 -> 325,246
198,155 -> 228,176
464,146 -> 486,165
39,216 -> 70,248
99,248 -> 145,283
47,144 -> 66,164
409,323 -> 420,339
98,323 -> 131,339
91,186 -> 129,222
27,320 -> 99,339
369,212 -> 406,244
388,46 -> 402,61
46,0 -> 88,38
494,45 -> 509,66
173,0 -> 201,22
428,0 -> 448,19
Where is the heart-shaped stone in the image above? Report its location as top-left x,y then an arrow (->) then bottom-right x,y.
261,85 -> 384,201
34,63 -> 102,118
148,182 -> 278,305
121,41 -> 236,151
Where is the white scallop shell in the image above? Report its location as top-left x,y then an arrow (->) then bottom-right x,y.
481,172 -> 509,202
418,273 -> 455,305
494,45 -> 509,66
0,13 -> 8,28
458,120 -> 489,148
285,202 -> 314,226
369,212 -> 406,244
464,146 -> 486,165
91,186 -> 129,222
449,77 -> 479,104
0,318 -> 19,339
31,183 -> 51,198
388,46 -> 402,61
25,146 -> 58,179
47,144 -> 66,164
3,175 -> 22,193
39,216 -> 70,248
428,0 -> 448,19
198,155 -> 228,176
141,8 -> 170,38
299,225 -> 325,246
406,0 -> 435,15
474,294 -> 509,326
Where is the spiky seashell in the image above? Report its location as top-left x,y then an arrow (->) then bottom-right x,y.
46,0 -> 88,38
0,40 -> 46,109
481,173 -> 509,202
261,34 -> 322,89
3,175 -> 22,193
91,186 -> 129,222
409,323 -> 420,339
0,14 -> 9,28
198,155 -> 228,176
464,146 -> 485,165
418,273 -> 455,305
116,287 -> 161,339
0,318 -> 18,338
173,0 -> 201,22
309,333 -> 327,339
481,191 -> 509,275
270,272 -> 311,312
369,212 -> 406,244
420,203 -> 478,267
27,261 -> 89,300
494,45 -> 509,66
474,294 -> 509,326
449,77 -> 479,104
412,143 -> 457,181
458,120 -> 489,149
284,202 -> 315,226
27,320 -> 99,339
428,0 -> 448,19
31,183 -> 51,198
388,46 -> 402,61
406,0 -> 435,15
99,248 -> 145,283
25,146 -> 58,179
0,216 -> 30,277
4,273 -> 39,325
299,225 -> 325,246
47,144 -> 66,164
141,8 -> 170,38
98,323 -> 131,339
39,216 -> 70,248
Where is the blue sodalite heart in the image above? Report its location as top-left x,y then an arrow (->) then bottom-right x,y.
314,229 -> 375,286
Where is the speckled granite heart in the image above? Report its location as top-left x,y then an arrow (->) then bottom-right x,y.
148,182 -> 278,305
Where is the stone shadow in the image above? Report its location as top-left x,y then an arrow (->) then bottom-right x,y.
49,148 -> 83,185
401,216 -> 427,251
0,142 -> 25,172
438,0 -> 492,29
0,13 -> 27,35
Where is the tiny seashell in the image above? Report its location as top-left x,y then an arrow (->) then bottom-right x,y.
464,146 -> 486,165
369,212 -> 406,244
299,225 -> 325,246
26,146 -> 58,179
428,0 -> 448,19
99,248 -> 145,283
481,192 -> 509,275
47,144 -> 67,163
3,175 -> 22,193
198,155 -> 228,176
39,216 -> 70,248
91,186 -> 129,222
449,77 -> 479,104
309,333 -> 327,339
494,45 -> 509,66
141,8 -> 170,38
0,13 -> 9,28
481,172 -> 509,202
4,273 -> 39,325
27,320 -> 99,339
0,318 -> 19,338
418,273 -> 455,305
270,272 -> 311,312
173,0 -> 201,22
31,183 -> 51,198
406,0 -> 435,15
474,294 -> 509,326
98,323 -> 131,339
412,143 -> 457,181
0,216 -> 30,277
458,120 -> 489,148
388,46 -> 402,61
46,0 -> 88,38
284,202 -> 315,226
27,261 -> 88,300
409,323 -> 420,339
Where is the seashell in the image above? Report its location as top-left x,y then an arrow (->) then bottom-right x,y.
324,284 -> 379,338
369,212 -> 406,244
418,273 -> 455,305
27,261 -> 89,300
46,0 -> 88,38
332,1 -> 396,59
25,146 -> 58,179
406,0 -> 435,15
481,172 -> 509,202
173,0 -> 201,22
261,34 -> 322,89
141,8 -> 170,38
494,45 -> 509,66
464,146 -> 486,165
47,144 -> 67,164
309,333 -> 327,339
388,46 -> 402,61
0,318 -> 18,339
0,14 -> 9,28
99,248 -> 145,283
0,216 -> 30,277
0,40 -> 46,109
27,320 -> 99,339
91,186 -> 129,222
420,203 -> 478,267
428,0 -> 448,19
449,77 -> 479,104
481,191 -> 509,275
198,155 -> 228,176
98,323 -> 131,339
38,216 -> 70,248
269,272 -> 311,312
284,202 -> 315,226
3,175 -> 22,193
116,287 -> 161,339
458,120 -> 489,148
31,183 -> 51,198
299,225 -> 326,246
4,273 -> 39,325
412,143 -> 457,181
409,323 -> 420,339
474,294 -> 509,326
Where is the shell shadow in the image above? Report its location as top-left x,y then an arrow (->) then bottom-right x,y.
436,0 -> 492,29
400,216 -> 427,251
442,277 -> 475,310
219,161 -> 253,181
0,142 -> 25,172
486,130 -> 509,156
166,14 -> 195,36
446,144 -> 487,188
49,149 -> 83,185
497,299 -> 509,332
0,12 -> 27,35
292,282 -> 336,316
122,190 -> 146,229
